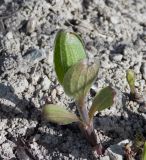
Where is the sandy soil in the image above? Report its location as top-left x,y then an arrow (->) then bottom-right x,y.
0,0 -> 146,159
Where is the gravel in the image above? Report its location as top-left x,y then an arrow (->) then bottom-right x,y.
0,0 -> 146,159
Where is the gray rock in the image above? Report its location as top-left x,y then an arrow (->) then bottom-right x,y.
110,54 -> 123,62
0,83 -> 11,97
23,48 -> 46,64
100,54 -> 111,69
100,156 -> 110,160
26,17 -> 37,34
107,139 -> 130,160
138,102 -> 146,113
110,16 -> 120,24
15,147 -> 31,160
141,63 -> 146,80
10,77 -> 29,94
41,75 -> 51,91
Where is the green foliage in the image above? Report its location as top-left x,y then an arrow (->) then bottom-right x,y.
54,30 -> 87,85
126,69 -> 135,94
63,59 -> 99,100
89,86 -> 116,119
43,104 -> 79,125
142,142 -> 146,160
43,30 -> 116,155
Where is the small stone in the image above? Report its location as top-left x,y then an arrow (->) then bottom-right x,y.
6,31 -> 13,40
0,83 -> 11,97
26,17 -> 37,34
134,63 -> 141,74
99,156 -> 110,160
51,89 -> 57,99
110,16 -> 119,24
56,86 -> 64,95
107,139 -> 130,160
41,75 -> 51,91
32,73 -> 40,85
141,63 -> 146,80
101,59 -> 111,69
15,147 -> 30,160
110,54 -> 123,62
32,134 -> 41,142
23,48 -> 46,64
138,102 -> 146,113
10,77 -> 28,94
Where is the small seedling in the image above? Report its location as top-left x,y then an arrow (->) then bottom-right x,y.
141,142 -> 146,160
126,69 -> 146,111
124,133 -> 146,160
126,69 -> 143,103
42,30 -> 116,155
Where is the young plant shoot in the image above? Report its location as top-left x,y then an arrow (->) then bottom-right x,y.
126,69 -> 146,110
142,142 -> 146,160
42,30 -> 116,155
126,69 -> 144,102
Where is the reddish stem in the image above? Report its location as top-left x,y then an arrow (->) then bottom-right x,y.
77,98 -> 104,155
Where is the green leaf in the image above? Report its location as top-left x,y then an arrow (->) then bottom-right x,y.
89,86 -> 116,119
54,30 -> 87,85
63,59 -> 99,100
142,142 -> 146,160
126,69 -> 135,94
42,104 -> 79,125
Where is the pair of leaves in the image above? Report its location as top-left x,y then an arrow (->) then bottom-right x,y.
43,86 -> 115,125
43,30 -> 115,125
54,30 -> 99,101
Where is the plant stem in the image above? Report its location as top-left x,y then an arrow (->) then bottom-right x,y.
76,98 -> 103,155
77,98 -> 90,126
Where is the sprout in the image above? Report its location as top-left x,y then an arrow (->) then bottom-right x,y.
43,30 -> 116,155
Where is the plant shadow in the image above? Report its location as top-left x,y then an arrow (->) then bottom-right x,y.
1,83 -> 146,159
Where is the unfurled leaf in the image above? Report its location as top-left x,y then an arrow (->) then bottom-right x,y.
89,86 -> 116,119
142,142 -> 146,160
54,30 -> 87,85
126,69 -> 135,94
63,59 -> 99,100
42,104 -> 79,125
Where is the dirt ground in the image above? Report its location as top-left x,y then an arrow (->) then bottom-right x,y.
0,0 -> 146,159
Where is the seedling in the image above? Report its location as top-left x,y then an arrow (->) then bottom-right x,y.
126,69 -> 143,103
124,133 -> 145,160
141,142 -> 146,160
126,69 -> 146,112
42,30 -> 116,155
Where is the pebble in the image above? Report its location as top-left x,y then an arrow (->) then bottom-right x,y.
41,75 -> 51,91
107,139 -> 130,160
32,73 -> 40,85
56,86 -> 64,95
23,48 -> 46,64
11,77 -> 29,94
51,89 -> 57,99
26,17 -> 37,34
32,134 -> 41,142
100,59 -> 111,69
141,63 -> 146,80
138,102 -> 146,113
134,63 -> 141,74
99,156 -> 110,160
0,83 -> 10,97
6,31 -> 13,40
110,16 -> 120,24
110,54 -> 123,62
